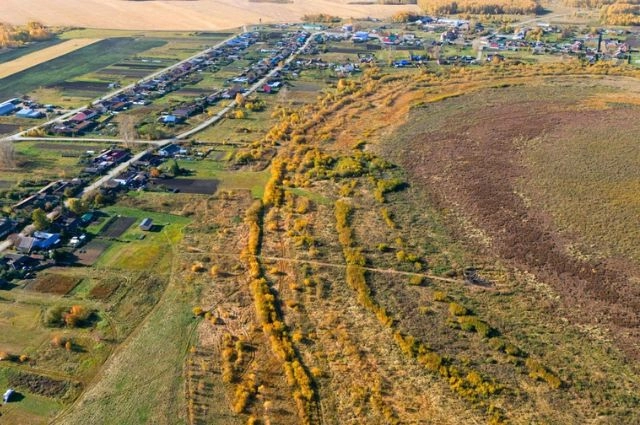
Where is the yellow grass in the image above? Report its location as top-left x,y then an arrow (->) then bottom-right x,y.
0,0 -> 419,31
0,38 -> 101,79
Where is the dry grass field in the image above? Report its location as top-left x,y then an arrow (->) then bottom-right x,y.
1,0 -> 419,30
0,38 -> 100,79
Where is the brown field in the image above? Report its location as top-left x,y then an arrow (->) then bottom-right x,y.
76,240 -> 110,266
0,0 -> 419,31
0,38 -> 100,79
26,273 -> 81,295
148,178 -> 219,194
100,216 -> 136,238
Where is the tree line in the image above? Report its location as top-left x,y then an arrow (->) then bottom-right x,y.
0,21 -> 53,48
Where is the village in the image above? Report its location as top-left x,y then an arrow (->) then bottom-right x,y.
0,17 -> 637,292
0,11 -> 638,423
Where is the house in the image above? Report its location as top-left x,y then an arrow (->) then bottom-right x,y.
0,218 -> 16,239
0,102 -> 16,116
161,115 -> 178,125
158,144 -> 187,157
32,231 -> 61,250
80,212 -> 95,225
139,218 -> 153,231
3,388 -> 14,403
2,254 -> 39,271
70,109 -> 97,123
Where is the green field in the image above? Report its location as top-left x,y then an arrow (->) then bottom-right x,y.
0,38 -> 166,101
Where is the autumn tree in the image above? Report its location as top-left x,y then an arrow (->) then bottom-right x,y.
235,92 -> 245,107
31,208 -> 51,231
0,139 -> 16,169
118,114 -> 137,149
67,198 -> 88,215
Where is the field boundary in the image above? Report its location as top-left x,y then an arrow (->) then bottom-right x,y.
0,38 -> 102,80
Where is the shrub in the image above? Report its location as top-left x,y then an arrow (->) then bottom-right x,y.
44,305 -> 68,327
409,275 -> 425,286
64,305 -> 91,328
433,291 -> 448,302
448,302 -> 468,316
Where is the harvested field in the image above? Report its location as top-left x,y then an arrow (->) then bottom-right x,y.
149,178 -> 218,194
25,273 -> 80,295
89,279 -> 120,300
53,80 -> 111,92
0,38 -> 101,79
0,0 -> 418,31
96,68 -> 150,78
112,62 -> 166,69
76,239 -> 110,265
327,46 -> 369,54
100,216 -> 136,238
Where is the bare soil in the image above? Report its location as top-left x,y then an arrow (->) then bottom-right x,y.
8,371 -> 75,398
76,239 -> 110,265
100,216 -> 136,238
149,178 -> 218,194
25,273 -> 80,295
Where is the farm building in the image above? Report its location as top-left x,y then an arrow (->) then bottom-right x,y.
3,388 -> 14,403
16,108 -> 44,119
0,102 -> 16,116
139,218 -> 153,231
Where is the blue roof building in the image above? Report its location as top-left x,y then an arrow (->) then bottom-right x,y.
0,102 -> 16,116
32,231 -> 61,250
16,108 -> 43,119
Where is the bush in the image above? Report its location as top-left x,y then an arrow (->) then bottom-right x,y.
448,302 -> 468,316
44,305 -> 68,327
433,291 -> 448,302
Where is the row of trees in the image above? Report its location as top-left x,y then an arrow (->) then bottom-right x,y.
0,21 -> 53,48
417,0 -> 543,14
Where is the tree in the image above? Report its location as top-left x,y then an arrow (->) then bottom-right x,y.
118,115 -> 137,149
67,198 -> 88,215
31,208 -> 50,231
169,159 -> 181,176
0,139 -> 16,169
235,92 -> 245,107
